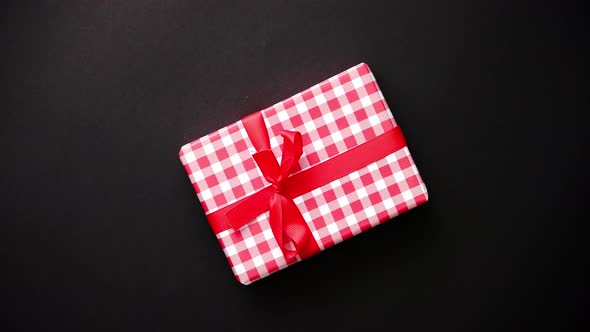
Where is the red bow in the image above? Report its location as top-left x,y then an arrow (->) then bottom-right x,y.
228,129 -> 320,261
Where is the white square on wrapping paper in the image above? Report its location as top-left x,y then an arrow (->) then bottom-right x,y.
253,255 -> 264,267
357,187 -> 368,199
219,181 -> 231,192
352,77 -> 364,89
361,96 -> 372,108
203,143 -> 215,154
211,162 -> 223,173
271,247 -> 283,259
366,206 -> 377,218
348,171 -> 360,181
334,85 -> 345,97
230,153 -> 242,165
190,170 -> 204,182
296,102 -> 308,113
302,211 -> 311,221
200,189 -> 212,200
337,195 -> 349,207
225,245 -> 237,256
234,264 -> 246,275
269,136 -> 279,149
319,204 -> 330,215
323,112 -> 335,124
341,104 -> 353,115
332,131 -> 343,142
330,179 -> 341,189
394,171 -> 405,182
263,228 -> 274,240
386,152 -> 398,163
327,223 -> 339,235
221,134 -> 233,146
368,114 -> 380,126
345,214 -> 357,226
238,172 -> 250,184
375,179 -> 387,191
402,190 -> 414,201
350,123 -> 362,134
184,151 -> 196,163
311,187 -> 323,197
304,121 -> 316,133
277,110 -> 289,122
314,94 -> 327,105
244,237 -> 256,248
312,139 -> 324,151
383,198 -> 395,210
368,162 -> 378,172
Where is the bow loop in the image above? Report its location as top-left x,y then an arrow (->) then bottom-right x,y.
252,130 -> 303,192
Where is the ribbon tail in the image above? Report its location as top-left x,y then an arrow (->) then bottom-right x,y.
269,193 -> 320,262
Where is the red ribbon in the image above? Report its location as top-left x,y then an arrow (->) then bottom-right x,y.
207,111 -> 408,262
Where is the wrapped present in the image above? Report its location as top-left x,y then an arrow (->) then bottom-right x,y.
178,63 -> 428,284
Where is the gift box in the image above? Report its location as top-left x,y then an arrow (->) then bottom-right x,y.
179,63 -> 428,285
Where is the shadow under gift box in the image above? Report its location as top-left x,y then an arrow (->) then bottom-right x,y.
179,63 -> 428,285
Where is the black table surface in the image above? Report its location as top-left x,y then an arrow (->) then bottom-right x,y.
2,1 -> 588,331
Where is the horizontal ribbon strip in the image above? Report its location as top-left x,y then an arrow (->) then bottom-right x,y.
206,122 -> 407,235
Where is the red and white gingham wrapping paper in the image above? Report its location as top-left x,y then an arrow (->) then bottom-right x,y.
179,63 -> 428,284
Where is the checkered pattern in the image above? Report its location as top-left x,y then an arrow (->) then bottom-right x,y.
179,63 -> 428,284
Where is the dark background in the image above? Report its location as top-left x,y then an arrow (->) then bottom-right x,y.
1,0 -> 588,331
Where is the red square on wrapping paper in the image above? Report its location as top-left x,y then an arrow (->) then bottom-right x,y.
331,208 -> 345,221
205,175 -> 218,188
306,151 -> 320,165
238,249 -> 252,262
354,109 -> 368,122
197,156 -> 210,169
338,72 -> 352,84
313,216 -> 327,230
317,124 -> 330,138
336,117 -> 349,130
327,98 -> 341,111
398,156 -> 412,170
369,192 -> 382,205
303,196 -> 319,211
257,241 -> 271,254
344,136 -> 357,149
357,64 -> 370,75
350,200 -> 364,214
232,185 -> 246,199
322,188 -> 337,203
360,173 -> 373,186
302,90 -> 314,101
308,106 -> 322,120
406,175 -> 420,189
217,147 -> 229,161
346,90 -> 360,103
224,166 -> 237,179
364,81 -> 378,95
235,139 -> 247,152
290,114 -> 304,127
325,144 -> 338,158
178,63 -> 428,285
320,81 -> 333,93
283,98 -> 295,109
213,193 -> 227,207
